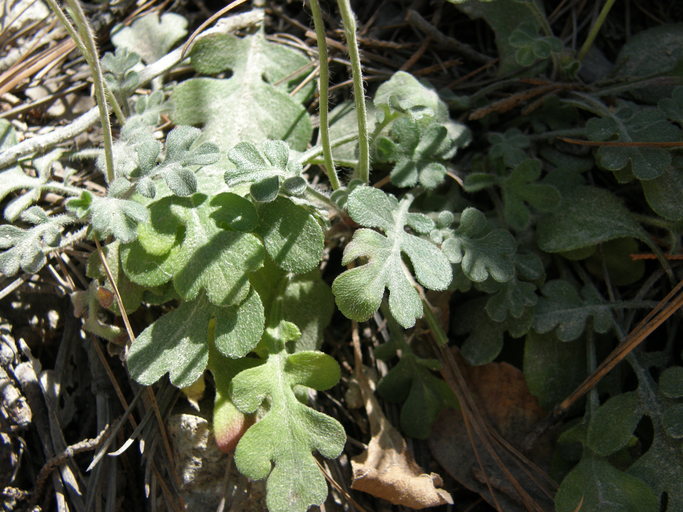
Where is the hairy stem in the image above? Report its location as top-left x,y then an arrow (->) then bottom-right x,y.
578,0 -> 617,62
48,0 -> 116,183
308,0 -> 340,190
336,0 -> 369,183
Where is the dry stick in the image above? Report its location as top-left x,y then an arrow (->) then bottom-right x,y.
32,424 -> 112,506
423,304 -> 548,512
555,278 -> 683,418
94,238 -> 184,508
561,137 -> 683,148
405,9 -> 493,65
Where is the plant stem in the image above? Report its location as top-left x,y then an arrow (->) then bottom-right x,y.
308,0 -> 340,190
578,0 -> 617,62
336,0 -> 370,183
422,298 -> 449,346
50,0 -> 116,184
299,133 -> 359,164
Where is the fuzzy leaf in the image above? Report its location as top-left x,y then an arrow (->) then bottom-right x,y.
121,193 -> 264,305
500,159 -> 561,231
172,33 -> 312,151
377,351 -> 453,439
67,191 -> 148,243
0,216 -> 63,276
454,297 -> 533,365
442,207 -> 516,283
127,291 -> 264,388
132,125 -> 220,198
255,197 -> 324,274
659,367 -> 683,398
373,71 -> 449,121
111,12 -> 187,64
251,265 -> 334,352
640,163 -> 683,221
508,21 -> 563,66
231,351 -> 345,512
375,117 -> 460,189
587,392 -> 642,456
488,128 -> 530,167
555,455 -> 659,512
534,280 -> 612,342
537,186 -> 649,253
102,47 -> 140,98
227,140 -> 305,202
523,331 -> 586,410
332,187 -> 452,328
586,103 -> 680,181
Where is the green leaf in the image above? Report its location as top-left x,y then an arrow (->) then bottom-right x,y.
127,291 -> 264,388
659,367 -> 683,398
500,159 -> 561,231
172,33 -> 312,151
251,265 -> 334,352
523,330 -> 586,410
586,103 -> 681,180
0,215 -> 63,276
442,207 -> 516,283
332,187 -> 452,328
488,128 -> 530,167
375,117 -> 462,189
659,85 -> 683,123
67,190 -> 148,243
537,186 -> 649,253
255,197 -> 324,274
227,140 -> 306,202
640,163 -> 683,221
377,351 -> 453,439
230,351 -> 345,512
121,193 -> 265,305
454,297 -> 533,365
101,47 -> 140,98
587,392 -> 642,456
629,430 -> 683,510
373,71 -> 449,121
555,455 -> 659,512
447,0 -> 545,75
614,24 -> 683,103
111,11 -> 187,64
508,21 -> 563,66
533,280 -> 612,342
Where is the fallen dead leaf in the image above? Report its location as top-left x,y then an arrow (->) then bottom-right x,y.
350,320 -> 453,510
428,348 -> 556,512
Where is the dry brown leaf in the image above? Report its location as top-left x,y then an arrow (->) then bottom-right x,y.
351,368 -> 453,509
428,349 -> 555,512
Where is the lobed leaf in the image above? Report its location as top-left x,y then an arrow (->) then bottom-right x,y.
533,279 -> 612,342
586,103 -> 680,181
111,12 -> 187,64
555,454 -> 659,512
227,140 -> 306,202
172,33 -> 312,151
332,187 -> 452,328
121,193 -> 264,305
375,117 -> 460,189
0,213 -> 64,276
442,207 -> 516,283
127,291 -> 264,388
230,350 -> 345,512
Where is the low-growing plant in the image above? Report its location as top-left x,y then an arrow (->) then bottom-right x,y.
1,1 -> 682,511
